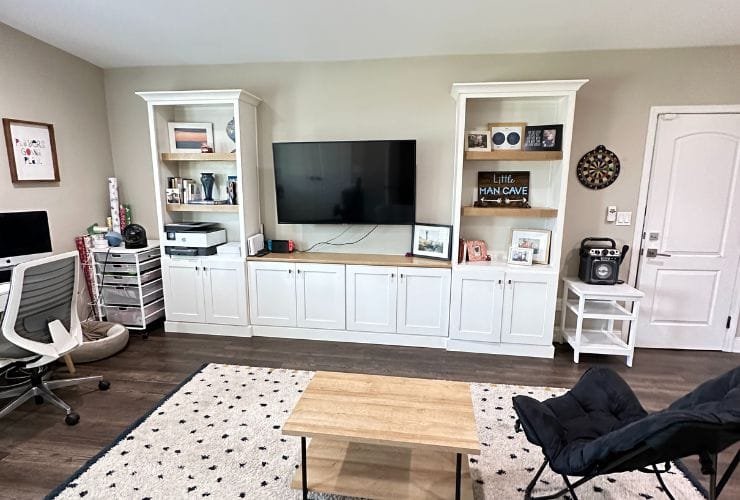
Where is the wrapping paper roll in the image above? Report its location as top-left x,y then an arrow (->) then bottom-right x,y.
108,177 -> 121,233
75,234 -> 102,320
119,205 -> 127,233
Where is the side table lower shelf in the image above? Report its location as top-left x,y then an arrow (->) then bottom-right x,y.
292,437 -> 472,500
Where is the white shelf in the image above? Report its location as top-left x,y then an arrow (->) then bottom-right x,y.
562,328 -> 631,355
565,299 -> 635,320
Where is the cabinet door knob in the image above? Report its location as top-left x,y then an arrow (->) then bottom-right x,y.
508,279 -> 512,285
297,269 -> 301,274
195,266 -> 200,271
288,269 -> 292,274
400,273 -> 404,279
203,266 -> 207,271
498,279 -> 503,285
391,273 -> 395,278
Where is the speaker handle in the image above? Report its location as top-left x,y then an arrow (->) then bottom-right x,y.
580,237 -> 616,250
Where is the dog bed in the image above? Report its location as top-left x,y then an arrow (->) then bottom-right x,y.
70,321 -> 129,363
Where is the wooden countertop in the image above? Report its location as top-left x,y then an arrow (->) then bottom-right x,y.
249,251 -> 452,268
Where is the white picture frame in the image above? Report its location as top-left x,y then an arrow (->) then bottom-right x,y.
508,246 -> 533,266
167,122 -> 214,153
464,130 -> 491,152
411,223 -> 453,260
511,228 -> 551,265
488,122 -> 526,151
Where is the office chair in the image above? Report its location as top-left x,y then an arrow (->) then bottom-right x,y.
0,251 -> 110,425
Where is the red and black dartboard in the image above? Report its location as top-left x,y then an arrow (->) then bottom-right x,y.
576,145 -> 620,190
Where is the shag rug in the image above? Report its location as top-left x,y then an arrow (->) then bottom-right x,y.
48,364 -> 705,499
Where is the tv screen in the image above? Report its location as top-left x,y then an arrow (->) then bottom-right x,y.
0,211 -> 52,260
272,140 -> 416,224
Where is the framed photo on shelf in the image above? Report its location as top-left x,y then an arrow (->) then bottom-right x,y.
2,118 -> 60,183
411,223 -> 453,260
524,124 -> 563,151
167,122 -> 214,153
488,122 -> 526,150
465,239 -> 490,262
464,130 -> 491,152
511,229 -> 551,265
508,246 -> 533,266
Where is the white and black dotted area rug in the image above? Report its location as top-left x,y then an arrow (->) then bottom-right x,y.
48,364 -> 705,499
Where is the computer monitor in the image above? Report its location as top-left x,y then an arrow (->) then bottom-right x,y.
0,211 -> 53,268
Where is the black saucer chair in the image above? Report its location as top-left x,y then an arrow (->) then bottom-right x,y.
512,367 -> 740,499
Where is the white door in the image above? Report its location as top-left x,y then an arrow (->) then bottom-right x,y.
247,261 -> 297,327
203,259 -> 247,326
346,265 -> 397,333
296,263 -> 346,330
163,257 -> 205,323
637,113 -> 740,349
397,267 -> 451,336
501,271 -> 555,345
449,268 -> 505,343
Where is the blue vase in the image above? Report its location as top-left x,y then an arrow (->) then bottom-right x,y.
200,172 -> 215,201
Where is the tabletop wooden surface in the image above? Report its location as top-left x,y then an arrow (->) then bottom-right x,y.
251,251 -> 452,269
283,371 -> 480,454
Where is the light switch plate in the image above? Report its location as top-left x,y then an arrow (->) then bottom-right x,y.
616,211 -> 632,226
606,206 -> 617,222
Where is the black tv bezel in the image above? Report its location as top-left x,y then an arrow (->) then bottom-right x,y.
272,139 -> 417,225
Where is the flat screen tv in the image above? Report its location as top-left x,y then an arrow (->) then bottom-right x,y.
272,140 -> 416,224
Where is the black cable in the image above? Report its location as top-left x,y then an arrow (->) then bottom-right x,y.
299,225 -> 355,252
299,225 -> 380,253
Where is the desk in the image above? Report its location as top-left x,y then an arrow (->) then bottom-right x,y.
560,278 -> 644,367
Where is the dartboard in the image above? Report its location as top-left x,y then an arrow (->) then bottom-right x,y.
576,145 -> 620,189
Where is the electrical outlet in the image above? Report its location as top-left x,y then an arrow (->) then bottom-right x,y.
616,211 -> 632,226
606,206 -> 617,222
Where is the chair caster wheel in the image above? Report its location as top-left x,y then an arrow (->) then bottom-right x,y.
34,395 -> 44,405
65,412 -> 80,426
98,380 -> 111,391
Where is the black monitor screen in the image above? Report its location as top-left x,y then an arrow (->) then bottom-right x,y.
0,211 -> 52,258
272,140 -> 416,224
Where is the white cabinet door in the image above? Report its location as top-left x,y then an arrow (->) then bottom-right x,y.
203,259 -> 247,326
163,258 -> 206,323
296,263 -> 345,330
346,265 -> 397,333
247,261 -> 296,327
501,271 -> 555,345
449,268 -> 505,342
397,267 -> 451,336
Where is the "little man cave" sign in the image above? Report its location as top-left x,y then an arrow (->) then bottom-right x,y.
476,171 -> 530,208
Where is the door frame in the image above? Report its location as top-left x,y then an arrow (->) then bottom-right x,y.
627,105 -> 740,352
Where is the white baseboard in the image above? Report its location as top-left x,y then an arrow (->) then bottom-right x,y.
164,321 -> 252,337
447,339 -> 555,358
252,325 -> 448,349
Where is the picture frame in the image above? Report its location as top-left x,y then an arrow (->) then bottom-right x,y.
464,130 -> 491,152
411,223 -> 453,260
465,239 -> 489,262
488,122 -> 526,150
167,122 -> 214,153
508,246 -> 534,266
511,229 -> 551,265
2,118 -> 60,183
523,124 -> 564,152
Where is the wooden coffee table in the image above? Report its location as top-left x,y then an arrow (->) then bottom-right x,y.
283,371 -> 480,499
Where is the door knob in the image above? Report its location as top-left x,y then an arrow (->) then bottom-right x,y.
646,248 -> 671,258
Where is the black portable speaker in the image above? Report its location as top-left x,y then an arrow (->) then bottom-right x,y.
578,237 -> 629,285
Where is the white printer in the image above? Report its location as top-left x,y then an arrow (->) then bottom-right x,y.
163,222 -> 226,256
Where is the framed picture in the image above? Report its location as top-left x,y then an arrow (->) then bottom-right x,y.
465,239 -> 489,262
488,122 -> 526,150
465,130 -> 491,152
2,118 -> 60,183
524,124 -> 563,151
508,246 -> 533,266
168,122 -> 214,153
411,223 -> 453,260
511,229 -> 551,265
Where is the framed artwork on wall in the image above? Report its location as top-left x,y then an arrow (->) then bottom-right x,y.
167,122 -> 214,153
411,223 -> 453,260
2,118 -> 60,183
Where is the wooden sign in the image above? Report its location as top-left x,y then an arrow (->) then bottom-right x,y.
476,171 -> 530,208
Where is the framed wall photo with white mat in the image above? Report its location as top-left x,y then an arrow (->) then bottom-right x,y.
464,130 -> 491,152
488,122 -> 526,150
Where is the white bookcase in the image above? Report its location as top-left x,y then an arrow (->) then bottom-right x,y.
448,80 -> 587,357
137,89 -> 262,336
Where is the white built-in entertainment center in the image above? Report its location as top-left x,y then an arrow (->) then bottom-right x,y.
140,80 -> 586,358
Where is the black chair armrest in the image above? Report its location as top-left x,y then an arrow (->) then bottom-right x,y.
513,395 -> 566,458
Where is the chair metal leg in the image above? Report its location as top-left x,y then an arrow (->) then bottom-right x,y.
44,375 -> 102,390
716,449 -> 739,498
37,385 -> 72,414
0,387 -> 36,418
301,436 -> 308,500
562,475 -> 579,500
652,464 -> 676,500
524,459 -> 549,500
708,453 -> 718,500
455,453 -> 462,500
0,383 -> 32,400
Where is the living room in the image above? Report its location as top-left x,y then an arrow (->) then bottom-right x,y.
0,1 -> 739,499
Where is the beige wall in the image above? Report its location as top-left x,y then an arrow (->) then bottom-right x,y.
0,23 -> 114,252
103,46 -> 740,276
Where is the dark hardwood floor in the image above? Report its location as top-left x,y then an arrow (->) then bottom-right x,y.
0,329 -> 737,499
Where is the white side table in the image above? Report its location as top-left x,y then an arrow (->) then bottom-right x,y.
560,278 -> 644,367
